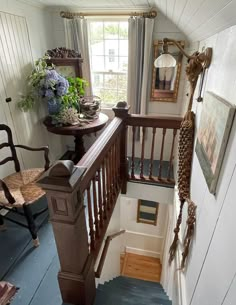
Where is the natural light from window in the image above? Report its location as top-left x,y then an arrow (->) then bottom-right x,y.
88,20 -> 128,108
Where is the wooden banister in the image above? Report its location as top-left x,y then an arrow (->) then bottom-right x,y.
77,117 -> 124,193
126,115 -> 182,129
95,230 -> 126,278
38,103 -> 183,305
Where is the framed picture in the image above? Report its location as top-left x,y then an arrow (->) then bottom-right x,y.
137,199 -> 159,225
46,47 -> 83,78
195,91 -> 235,194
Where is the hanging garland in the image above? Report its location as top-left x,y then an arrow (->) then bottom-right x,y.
167,45 -> 212,268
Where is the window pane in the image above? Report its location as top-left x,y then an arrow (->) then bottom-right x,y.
117,90 -> 127,101
91,56 -> 105,71
118,75 -> 127,90
119,56 -> 128,71
90,40 -> 104,56
105,56 -> 118,71
119,22 -> 128,39
119,40 -> 128,56
104,74 -> 117,89
92,73 -> 104,88
90,22 -> 103,40
105,40 -> 118,56
104,22 -> 119,39
97,89 -> 118,106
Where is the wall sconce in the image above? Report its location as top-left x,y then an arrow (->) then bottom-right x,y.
154,38 -> 212,107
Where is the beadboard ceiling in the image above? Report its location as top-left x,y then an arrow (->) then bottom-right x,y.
21,0 -> 236,41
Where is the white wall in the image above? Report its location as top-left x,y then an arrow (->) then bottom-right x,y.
120,196 -> 168,259
161,25 -> 236,305
0,0 -> 65,170
95,195 -> 123,285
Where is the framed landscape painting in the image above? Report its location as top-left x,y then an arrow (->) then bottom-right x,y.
195,91 -> 235,194
137,199 -> 159,225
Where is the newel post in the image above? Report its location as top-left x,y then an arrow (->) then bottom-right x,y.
112,102 -> 130,194
38,161 -> 96,305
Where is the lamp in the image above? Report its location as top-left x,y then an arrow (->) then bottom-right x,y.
154,38 -> 212,107
154,41 -> 176,68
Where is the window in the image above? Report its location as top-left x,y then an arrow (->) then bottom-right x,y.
88,20 -> 128,108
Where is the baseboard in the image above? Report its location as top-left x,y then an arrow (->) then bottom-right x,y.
125,246 -> 160,258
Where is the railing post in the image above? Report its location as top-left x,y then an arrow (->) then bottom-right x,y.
38,161 -> 96,305
112,102 -> 130,194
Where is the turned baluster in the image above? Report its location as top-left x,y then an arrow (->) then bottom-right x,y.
131,126 -> 136,178
111,143 -> 116,197
97,167 -> 104,227
92,176 -> 100,238
105,153 -> 111,210
149,127 -> 156,179
86,183 -> 95,251
167,129 -> 177,181
140,127 -> 146,179
158,128 -> 166,180
102,160 -> 107,220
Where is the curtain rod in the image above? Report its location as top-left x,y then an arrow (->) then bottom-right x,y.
60,9 -> 157,19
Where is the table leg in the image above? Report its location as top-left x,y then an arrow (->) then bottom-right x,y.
74,136 -> 86,163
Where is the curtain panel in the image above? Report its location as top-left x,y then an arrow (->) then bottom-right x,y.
64,18 -> 92,96
127,17 -> 154,115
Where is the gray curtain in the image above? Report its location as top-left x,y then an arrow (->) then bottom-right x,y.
64,17 -> 92,96
127,17 -> 154,115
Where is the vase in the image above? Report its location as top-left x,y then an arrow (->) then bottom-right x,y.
47,98 -> 61,115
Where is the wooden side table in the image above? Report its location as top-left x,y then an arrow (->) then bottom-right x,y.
43,113 -> 109,163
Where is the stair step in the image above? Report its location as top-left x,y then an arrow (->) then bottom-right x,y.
101,281 -> 167,298
95,288 -> 171,305
95,276 -> 171,305
114,276 -> 164,288
97,287 -> 169,302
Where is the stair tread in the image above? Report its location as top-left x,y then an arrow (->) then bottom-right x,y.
95,276 -> 171,305
101,281 -> 166,295
95,289 -> 171,305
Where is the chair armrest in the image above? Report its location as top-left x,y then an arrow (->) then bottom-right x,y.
0,179 -> 15,204
14,145 -> 50,171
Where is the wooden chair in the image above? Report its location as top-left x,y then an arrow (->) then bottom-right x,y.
0,124 -> 50,247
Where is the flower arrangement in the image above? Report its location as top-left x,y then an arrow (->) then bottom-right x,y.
18,56 -> 100,126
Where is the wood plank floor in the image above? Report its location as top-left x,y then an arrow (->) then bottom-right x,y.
121,252 -> 162,282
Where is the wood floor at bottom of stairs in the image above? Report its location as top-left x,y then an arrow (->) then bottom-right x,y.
121,252 -> 162,282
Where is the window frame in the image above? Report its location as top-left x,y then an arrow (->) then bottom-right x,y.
88,18 -> 129,109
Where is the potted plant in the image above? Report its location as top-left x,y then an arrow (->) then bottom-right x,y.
18,56 -> 100,126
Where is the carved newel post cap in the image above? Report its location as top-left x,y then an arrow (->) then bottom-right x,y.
37,160 -> 86,192
49,160 -> 74,177
112,101 -> 130,118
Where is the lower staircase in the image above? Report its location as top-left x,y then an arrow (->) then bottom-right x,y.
94,276 -> 171,305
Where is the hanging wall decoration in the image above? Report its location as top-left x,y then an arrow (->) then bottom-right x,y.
196,91 -> 235,194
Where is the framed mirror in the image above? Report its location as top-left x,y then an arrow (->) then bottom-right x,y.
151,40 -> 185,102
46,47 -> 83,78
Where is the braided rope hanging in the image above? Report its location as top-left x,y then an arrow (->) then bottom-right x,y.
167,44 -> 212,267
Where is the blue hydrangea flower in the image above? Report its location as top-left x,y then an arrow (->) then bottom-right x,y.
37,69 -> 69,99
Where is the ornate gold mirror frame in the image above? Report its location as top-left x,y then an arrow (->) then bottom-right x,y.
151,40 -> 185,103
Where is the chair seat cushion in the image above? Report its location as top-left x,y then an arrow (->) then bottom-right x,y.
0,168 -> 45,207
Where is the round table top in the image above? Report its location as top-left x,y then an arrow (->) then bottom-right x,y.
43,113 -> 109,136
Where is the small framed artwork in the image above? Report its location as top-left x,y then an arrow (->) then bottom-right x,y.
196,91 -> 235,194
46,47 -> 83,78
137,199 -> 159,225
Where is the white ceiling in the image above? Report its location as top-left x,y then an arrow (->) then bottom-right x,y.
21,0 -> 236,41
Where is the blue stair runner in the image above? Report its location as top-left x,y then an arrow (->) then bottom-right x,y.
94,276 -> 171,305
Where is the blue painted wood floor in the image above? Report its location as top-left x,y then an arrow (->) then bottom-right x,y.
0,197 -> 65,305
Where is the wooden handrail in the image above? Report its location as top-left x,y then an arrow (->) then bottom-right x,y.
77,117 -> 124,193
126,114 -> 182,129
95,230 -> 126,278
